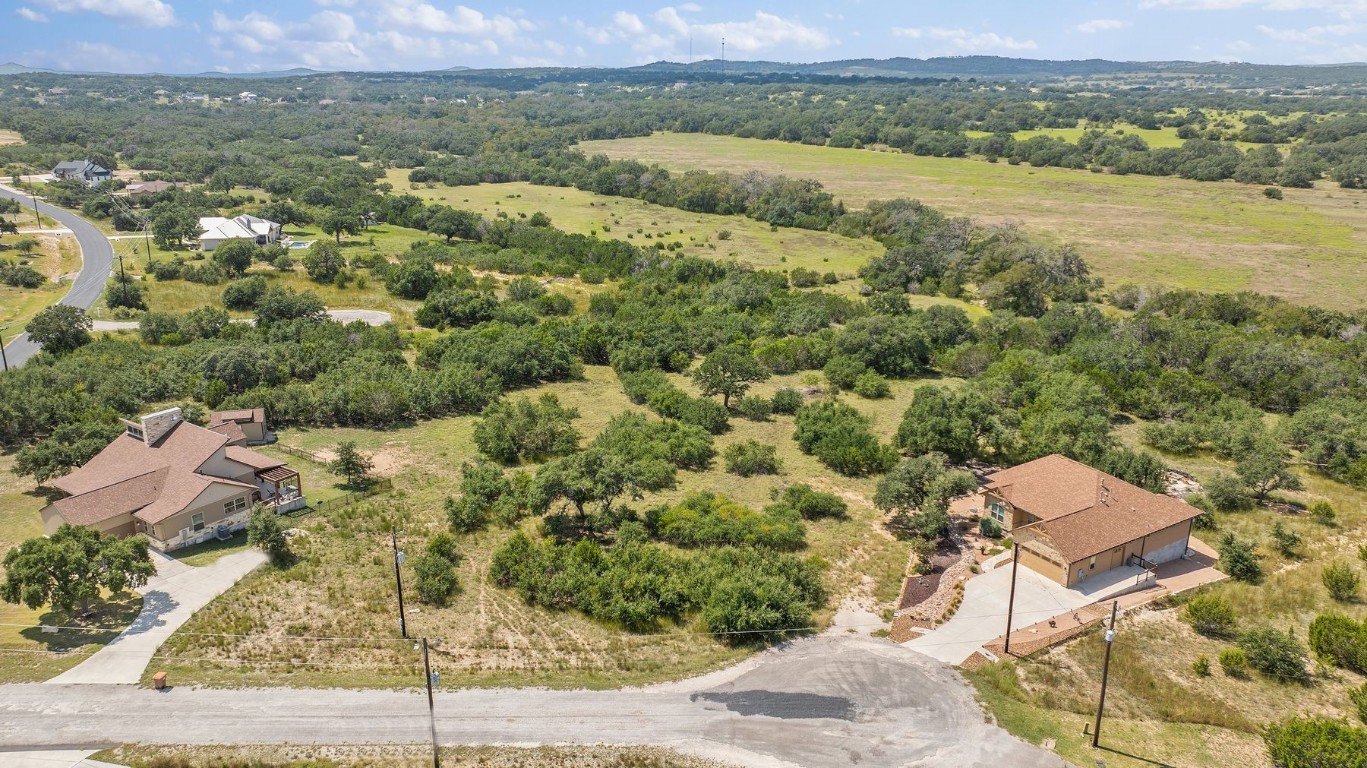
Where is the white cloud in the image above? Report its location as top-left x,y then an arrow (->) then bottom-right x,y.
1139,0 -> 1367,17
211,10 -> 370,69
892,27 -> 1037,52
1256,21 -> 1358,39
32,0 -> 176,28
375,1 -> 533,39
15,7 -> 49,22
576,7 -> 830,59
1076,18 -> 1128,33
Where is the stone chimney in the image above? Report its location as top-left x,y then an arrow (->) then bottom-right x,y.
138,407 -> 183,446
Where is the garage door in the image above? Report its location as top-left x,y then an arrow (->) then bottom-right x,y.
1018,546 -> 1066,585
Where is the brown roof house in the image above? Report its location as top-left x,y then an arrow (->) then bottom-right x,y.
983,454 -> 1204,587
41,407 -> 304,552
208,408 -> 269,446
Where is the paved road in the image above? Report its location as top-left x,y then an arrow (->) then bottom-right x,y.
0,635 -> 1064,767
45,550 -> 267,685
0,184 -> 114,367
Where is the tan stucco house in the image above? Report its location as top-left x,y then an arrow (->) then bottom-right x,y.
209,408 -> 269,445
983,454 -> 1204,587
41,407 -> 304,551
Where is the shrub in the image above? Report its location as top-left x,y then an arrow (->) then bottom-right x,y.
823,355 -> 866,391
473,394 -> 581,464
648,492 -> 805,550
1308,613 -> 1366,673
1310,500 -> 1337,527
723,440 -> 783,477
1352,682 -> 1367,725
413,533 -> 461,606
1323,562 -> 1362,602
138,311 -> 180,345
1264,717 -> 1367,768
1219,647 -> 1249,677
1238,627 -> 1309,683
1183,593 -> 1237,638
979,516 -> 1002,539
1218,532 -> 1262,583
777,484 -> 847,520
246,506 -> 292,564
221,276 -> 268,310
1263,187 -> 1284,200
1270,521 -> 1302,558
1206,472 -> 1252,511
735,396 -> 773,422
770,387 -> 804,414
793,400 -> 896,477
1192,655 -> 1211,677
853,370 -> 892,399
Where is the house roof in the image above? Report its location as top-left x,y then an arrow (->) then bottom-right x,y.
225,446 -> 285,471
47,418 -> 292,529
208,420 -> 247,444
127,180 -> 183,195
989,454 -> 1203,564
47,468 -> 168,526
198,215 -> 277,243
210,408 -> 265,425
51,159 -> 110,177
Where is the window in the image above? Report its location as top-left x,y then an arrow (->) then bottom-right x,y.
990,502 -> 1006,524
1089,555 -> 1097,570
224,496 -> 248,515
191,512 -> 205,532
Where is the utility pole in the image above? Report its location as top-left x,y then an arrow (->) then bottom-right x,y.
1,334 -> 9,373
1002,543 -> 1020,656
116,246 -> 130,306
1091,600 -> 1120,749
392,526 -> 408,639
420,637 -> 440,768
143,219 -> 155,265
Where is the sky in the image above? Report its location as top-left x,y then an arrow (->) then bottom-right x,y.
2,0 -> 1366,74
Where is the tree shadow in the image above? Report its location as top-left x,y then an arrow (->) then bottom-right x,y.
18,592 -> 144,651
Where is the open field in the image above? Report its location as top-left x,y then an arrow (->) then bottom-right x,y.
146,365 -> 923,690
970,418 -> 1367,767
387,173 -> 887,279
0,451 -> 145,682
0,129 -> 22,146
0,232 -> 80,341
580,133 -> 1367,310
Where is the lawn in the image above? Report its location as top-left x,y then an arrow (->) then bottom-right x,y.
0,232 -> 80,342
150,365 -> 925,690
385,172 -> 886,280
0,451 -> 144,682
579,133 -> 1367,310
968,417 -> 1367,768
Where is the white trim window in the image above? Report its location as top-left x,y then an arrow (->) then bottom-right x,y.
990,502 -> 1006,524
191,512 -> 205,532
224,496 -> 248,515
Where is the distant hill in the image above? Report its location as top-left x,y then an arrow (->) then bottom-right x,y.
193,68 -> 326,79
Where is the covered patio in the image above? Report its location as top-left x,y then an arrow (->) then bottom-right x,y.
255,466 -> 305,513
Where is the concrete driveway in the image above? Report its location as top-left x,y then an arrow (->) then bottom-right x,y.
904,561 -> 1145,664
1,635 -> 1065,768
44,549 -> 267,685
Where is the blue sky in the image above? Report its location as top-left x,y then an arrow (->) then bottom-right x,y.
3,0 -> 1366,74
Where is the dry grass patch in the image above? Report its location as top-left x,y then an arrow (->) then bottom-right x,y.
97,744 -> 735,768
0,232 -> 80,338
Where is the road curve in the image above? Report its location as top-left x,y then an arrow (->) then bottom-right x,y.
0,184 -> 115,368
0,635 -> 1064,768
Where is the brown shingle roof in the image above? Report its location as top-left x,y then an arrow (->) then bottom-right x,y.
133,475 -> 255,525
225,446 -> 285,471
209,408 -> 265,426
990,455 -> 1203,564
53,423 -> 228,497
209,421 -> 247,444
46,468 -> 167,526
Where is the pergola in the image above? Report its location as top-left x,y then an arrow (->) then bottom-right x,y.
257,466 -> 302,507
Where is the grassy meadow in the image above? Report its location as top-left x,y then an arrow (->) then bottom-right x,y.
145,364 -> 927,690
579,133 -> 1367,310
386,173 -> 887,279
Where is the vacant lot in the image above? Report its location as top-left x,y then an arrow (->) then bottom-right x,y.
388,173 -> 886,278
580,134 -> 1367,309
0,233 -> 80,344
0,129 -> 22,146
152,365 -> 925,689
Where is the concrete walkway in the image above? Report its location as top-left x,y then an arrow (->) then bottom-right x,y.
1,635 -> 1065,768
0,750 -> 124,768
904,561 -> 1147,664
44,550 -> 267,685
